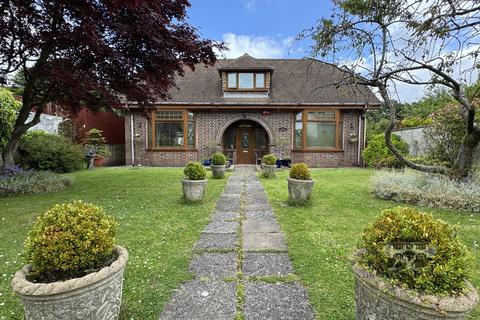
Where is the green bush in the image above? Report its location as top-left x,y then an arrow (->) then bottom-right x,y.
25,201 -> 117,281
372,169 -> 480,213
363,133 -> 409,168
211,152 -> 227,165
84,128 -> 111,158
0,170 -> 72,197
184,161 -> 207,180
262,154 -> 276,165
0,88 -> 21,151
19,131 -> 85,173
289,163 -> 312,180
358,206 -> 472,294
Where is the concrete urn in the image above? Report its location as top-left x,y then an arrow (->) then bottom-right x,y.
262,164 -> 276,178
288,178 -> 314,203
11,245 -> 128,320
352,261 -> 479,320
211,164 -> 226,179
182,179 -> 207,201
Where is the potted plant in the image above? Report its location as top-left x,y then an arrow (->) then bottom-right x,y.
84,128 -> 111,167
288,162 -> 314,204
211,152 -> 227,179
353,207 -> 478,320
182,161 -> 207,201
11,201 -> 128,320
262,154 -> 277,178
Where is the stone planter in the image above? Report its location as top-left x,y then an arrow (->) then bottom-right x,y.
288,178 -> 314,203
211,164 -> 226,179
352,261 -> 479,320
11,245 -> 128,320
182,179 -> 207,201
262,164 -> 276,178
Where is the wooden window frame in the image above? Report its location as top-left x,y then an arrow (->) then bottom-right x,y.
225,72 -> 267,91
293,109 -> 344,152
149,110 -> 196,151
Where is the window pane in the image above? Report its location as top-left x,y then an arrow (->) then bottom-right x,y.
187,121 -> 195,147
306,122 -> 336,148
308,112 -> 336,121
255,73 -> 265,88
239,73 -> 254,88
155,122 -> 184,147
227,73 -> 237,88
294,121 -> 303,149
295,111 -> 303,121
223,127 -> 236,149
255,127 -> 267,149
156,111 -> 182,120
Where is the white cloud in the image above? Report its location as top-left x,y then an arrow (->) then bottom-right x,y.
217,33 -> 294,59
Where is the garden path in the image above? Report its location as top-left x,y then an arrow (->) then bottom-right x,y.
159,165 -> 315,320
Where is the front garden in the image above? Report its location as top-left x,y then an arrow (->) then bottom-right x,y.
260,168 -> 480,320
0,167 -> 228,319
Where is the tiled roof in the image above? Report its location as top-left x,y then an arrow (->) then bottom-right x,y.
162,54 -> 382,106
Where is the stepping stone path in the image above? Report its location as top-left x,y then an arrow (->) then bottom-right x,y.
160,165 -> 315,320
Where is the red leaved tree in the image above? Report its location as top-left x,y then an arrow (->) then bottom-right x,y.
0,0 -> 223,166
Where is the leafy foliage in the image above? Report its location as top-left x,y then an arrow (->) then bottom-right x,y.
363,133 -> 409,168
25,201 -> 116,281
289,163 -> 312,180
358,206 -> 472,294
262,154 -> 277,165
84,128 -> 111,158
0,170 -> 72,197
183,161 -> 207,180
211,152 -> 227,165
0,88 -> 21,151
18,131 -> 84,173
372,169 -> 480,213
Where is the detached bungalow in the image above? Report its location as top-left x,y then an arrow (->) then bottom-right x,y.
125,54 -> 381,167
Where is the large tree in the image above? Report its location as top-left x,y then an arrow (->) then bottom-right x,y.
306,0 -> 480,179
0,0 -> 222,166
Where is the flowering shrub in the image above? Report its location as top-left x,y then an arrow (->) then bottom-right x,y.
184,161 -> 207,180
358,207 -> 472,294
25,201 -> 117,281
0,170 -> 72,197
372,169 -> 480,213
0,165 -> 24,178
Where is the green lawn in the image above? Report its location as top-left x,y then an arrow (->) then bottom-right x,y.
260,168 -> 480,320
0,167 -> 228,320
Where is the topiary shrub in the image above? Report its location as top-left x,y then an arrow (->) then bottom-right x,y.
262,154 -> 276,165
289,163 -> 312,180
25,201 -> 117,281
18,130 -> 85,173
363,133 -> 409,168
184,161 -> 207,180
83,128 -> 111,158
211,152 -> 227,165
358,206 -> 472,294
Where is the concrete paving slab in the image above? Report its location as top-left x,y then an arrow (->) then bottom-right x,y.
243,232 -> 287,251
195,233 -> 238,251
203,221 -> 238,234
243,253 -> 294,276
190,253 -> 237,279
243,218 -> 280,233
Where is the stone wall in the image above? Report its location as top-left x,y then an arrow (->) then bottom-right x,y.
125,109 -> 364,167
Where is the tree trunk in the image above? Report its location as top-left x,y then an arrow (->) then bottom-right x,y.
451,132 -> 480,180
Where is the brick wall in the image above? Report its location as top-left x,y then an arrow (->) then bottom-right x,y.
125,109 -> 364,167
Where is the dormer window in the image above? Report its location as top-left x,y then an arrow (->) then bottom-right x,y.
226,72 -> 266,90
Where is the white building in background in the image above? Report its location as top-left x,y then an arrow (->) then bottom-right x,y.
27,112 -> 63,134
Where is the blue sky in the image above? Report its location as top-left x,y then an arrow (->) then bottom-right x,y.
188,0 -> 330,59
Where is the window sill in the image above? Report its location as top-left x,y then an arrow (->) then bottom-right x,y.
292,149 -> 344,153
147,148 -> 198,152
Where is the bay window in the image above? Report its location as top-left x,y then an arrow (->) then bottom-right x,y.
149,111 -> 195,149
294,110 -> 343,150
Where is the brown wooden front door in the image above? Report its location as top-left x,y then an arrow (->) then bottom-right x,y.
236,127 -> 255,164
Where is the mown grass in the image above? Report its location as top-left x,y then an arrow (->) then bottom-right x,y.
0,167 -> 228,320
260,168 -> 480,320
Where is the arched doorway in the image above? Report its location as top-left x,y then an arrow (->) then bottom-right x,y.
223,120 -> 269,164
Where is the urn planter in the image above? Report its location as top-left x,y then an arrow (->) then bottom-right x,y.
352,261 -> 479,320
182,179 -> 207,201
11,245 -> 128,320
262,164 -> 276,178
211,164 -> 226,179
288,177 -> 314,203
